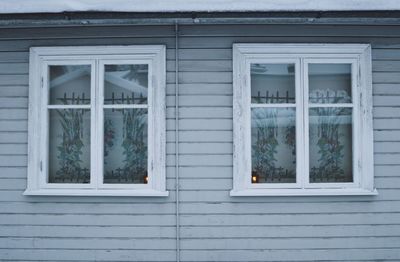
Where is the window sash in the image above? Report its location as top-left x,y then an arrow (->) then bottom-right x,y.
247,58 -> 303,189
97,60 -> 153,189
303,58 -> 360,189
40,60 -> 96,189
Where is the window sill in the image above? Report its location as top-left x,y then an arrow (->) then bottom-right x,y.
230,188 -> 378,197
23,189 -> 169,197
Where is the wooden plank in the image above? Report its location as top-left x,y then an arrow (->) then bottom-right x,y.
373,60 -> 400,72
180,237 -> 400,249
0,249 -> 176,261
0,74 -> 28,86
178,95 -> 232,107
166,142 -> 232,155
374,142 -> 400,153
179,25 -> 400,37
0,63 -> 28,74
0,98 -> 28,108
0,213 -> 176,226
373,72 -> 400,83
166,83 -> 232,95
0,237 -> 176,250
373,84 -> 400,95
179,36 -> 400,49
374,119 -> 400,130
0,109 -> 27,120
179,249 -> 400,261
374,130 -> 400,141
0,37 -> 176,52
0,132 -> 27,144
0,144 -> 26,155
181,224 -> 400,238
167,107 -> 232,119
0,25 -> 175,40
0,155 -> 27,166
0,225 -> 176,238
167,131 -> 233,142
177,119 -> 232,131
179,213 -> 400,226
0,120 -> 27,131
374,107 -> 400,118
0,167 -> 26,178
0,85 -> 28,97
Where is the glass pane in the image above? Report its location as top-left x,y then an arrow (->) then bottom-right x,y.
309,108 -> 353,183
48,109 -> 90,183
251,63 -> 295,104
49,65 -> 91,105
309,64 -> 352,104
104,108 -> 148,184
104,64 -> 148,105
251,108 -> 296,183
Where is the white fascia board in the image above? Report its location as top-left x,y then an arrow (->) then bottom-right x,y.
1,0 -> 400,14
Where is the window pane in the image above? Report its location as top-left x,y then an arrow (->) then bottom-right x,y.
104,64 -> 148,105
251,63 -> 295,104
104,108 -> 148,184
309,64 -> 352,104
49,65 -> 91,105
251,108 -> 296,183
309,108 -> 353,183
48,109 -> 90,183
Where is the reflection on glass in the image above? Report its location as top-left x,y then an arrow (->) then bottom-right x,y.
104,108 -> 148,184
49,65 -> 91,105
251,108 -> 296,183
48,109 -> 90,183
104,64 -> 148,105
309,108 -> 353,183
251,63 -> 295,104
309,64 -> 352,104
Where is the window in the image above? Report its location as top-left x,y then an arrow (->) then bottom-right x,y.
25,46 -> 167,196
231,44 -> 376,196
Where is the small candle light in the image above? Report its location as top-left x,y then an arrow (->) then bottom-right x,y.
251,171 -> 259,183
143,175 -> 148,184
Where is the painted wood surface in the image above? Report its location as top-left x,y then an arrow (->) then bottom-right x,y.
0,23 -> 399,261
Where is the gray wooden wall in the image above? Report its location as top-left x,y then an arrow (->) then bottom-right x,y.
0,23 -> 400,261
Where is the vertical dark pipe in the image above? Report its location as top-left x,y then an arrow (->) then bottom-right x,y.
175,21 -> 180,262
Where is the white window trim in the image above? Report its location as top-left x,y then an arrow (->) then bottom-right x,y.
231,43 -> 377,196
24,45 -> 167,197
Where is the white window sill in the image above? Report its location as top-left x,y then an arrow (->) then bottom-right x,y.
230,188 -> 378,196
23,189 -> 169,197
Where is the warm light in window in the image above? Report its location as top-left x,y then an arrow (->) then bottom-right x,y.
251,172 -> 259,183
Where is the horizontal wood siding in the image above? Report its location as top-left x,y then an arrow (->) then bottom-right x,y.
0,23 -> 399,261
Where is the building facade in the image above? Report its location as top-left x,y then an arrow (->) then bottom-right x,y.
0,11 -> 400,261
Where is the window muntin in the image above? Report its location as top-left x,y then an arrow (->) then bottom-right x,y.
25,46 -> 167,196
232,44 -> 375,196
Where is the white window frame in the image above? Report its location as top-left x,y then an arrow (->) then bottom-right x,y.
25,45 -> 167,196
231,43 -> 377,196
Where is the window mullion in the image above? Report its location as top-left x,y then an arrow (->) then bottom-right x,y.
301,58 -> 310,189
91,59 -> 101,189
